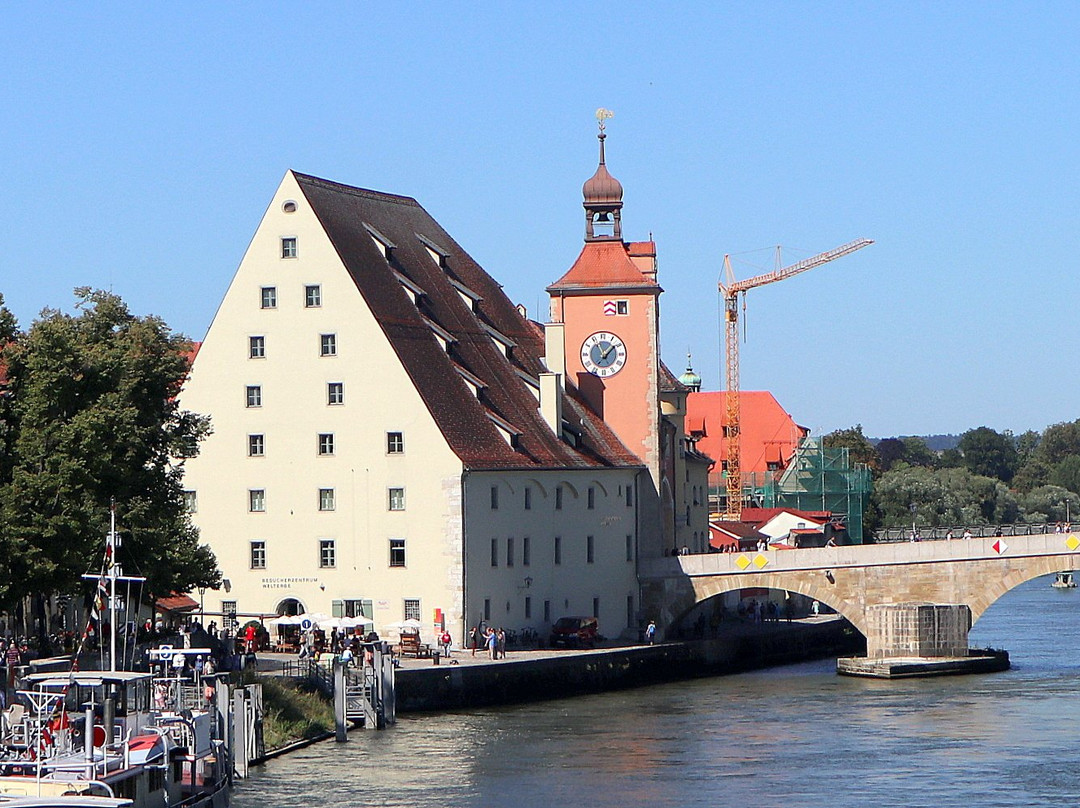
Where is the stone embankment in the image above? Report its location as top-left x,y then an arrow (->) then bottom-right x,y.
395,616 -> 861,712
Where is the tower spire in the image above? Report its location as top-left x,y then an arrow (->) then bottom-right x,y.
582,108 -> 623,242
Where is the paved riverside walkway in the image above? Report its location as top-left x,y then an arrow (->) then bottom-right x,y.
254,615 -> 844,673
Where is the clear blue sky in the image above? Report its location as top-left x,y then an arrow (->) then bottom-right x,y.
3,3 -> 1077,439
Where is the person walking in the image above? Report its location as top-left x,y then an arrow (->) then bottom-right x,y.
645,620 -> 657,645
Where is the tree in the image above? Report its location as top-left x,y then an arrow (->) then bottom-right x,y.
901,437 -> 937,468
1035,420 -> 1080,466
1049,456 -> 1080,496
0,289 -> 218,610
957,426 -> 1018,483
876,438 -> 906,472
823,425 -> 880,473
1019,485 -> 1080,524
873,464 -> 1018,529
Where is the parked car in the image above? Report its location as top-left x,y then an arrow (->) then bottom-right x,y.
549,616 -> 599,648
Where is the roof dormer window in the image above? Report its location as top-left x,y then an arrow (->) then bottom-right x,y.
363,222 -> 396,261
416,233 -> 449,268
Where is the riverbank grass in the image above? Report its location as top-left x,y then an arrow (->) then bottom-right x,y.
257,675 -> 335,750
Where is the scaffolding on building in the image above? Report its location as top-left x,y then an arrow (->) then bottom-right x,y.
711,437 -> 872,542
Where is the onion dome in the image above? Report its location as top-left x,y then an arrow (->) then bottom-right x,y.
679,353 -> 702,392
582,133 -> 624,205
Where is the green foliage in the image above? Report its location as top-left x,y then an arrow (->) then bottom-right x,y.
874,464 -> 1018,528
823,425 -> 879,473
957,426 -> 1019,482
257,676 -> 334,750
1018,485 -> 1080,524
1034,420 -> 1080,466
0,289 -> 217,609
1049,456 -> 1080,495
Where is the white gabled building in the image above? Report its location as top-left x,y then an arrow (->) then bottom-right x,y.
179,170 -> 645,645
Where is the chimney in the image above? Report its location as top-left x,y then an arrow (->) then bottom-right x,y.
540,372 -> 563,436
544,322 -> 565,377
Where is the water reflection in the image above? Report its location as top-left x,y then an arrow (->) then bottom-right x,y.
234,577 -> 1080,807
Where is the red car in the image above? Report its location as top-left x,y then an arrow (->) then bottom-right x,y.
549,617 -> 599,648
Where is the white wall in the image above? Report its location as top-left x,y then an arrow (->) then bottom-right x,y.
463,469 -> 640,642
179,172 -> 465,638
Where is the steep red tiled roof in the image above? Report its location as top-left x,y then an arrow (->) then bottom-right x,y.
294,173 -> 642,472
547,241 -> 660,291
686,391 -> 808,476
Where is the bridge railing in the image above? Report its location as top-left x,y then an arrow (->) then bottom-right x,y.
873,522 -> 1065,543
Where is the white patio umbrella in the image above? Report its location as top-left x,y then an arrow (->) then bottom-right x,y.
268,615 -> 303,628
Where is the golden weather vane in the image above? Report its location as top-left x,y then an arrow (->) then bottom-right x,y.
595,107 -> 614,133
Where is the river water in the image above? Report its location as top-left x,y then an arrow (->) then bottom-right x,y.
232,576 -> 1080,807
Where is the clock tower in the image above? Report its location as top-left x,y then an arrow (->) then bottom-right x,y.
547,116 -> 668,555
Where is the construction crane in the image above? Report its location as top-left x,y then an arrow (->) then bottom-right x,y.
718,238 -> 873,520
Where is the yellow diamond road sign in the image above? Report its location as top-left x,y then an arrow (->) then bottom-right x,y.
735,555 -> 751,570
754,554 -> 769,569
1068,535 -> 1080,551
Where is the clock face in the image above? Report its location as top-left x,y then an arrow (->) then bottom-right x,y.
580,331 -> 627,377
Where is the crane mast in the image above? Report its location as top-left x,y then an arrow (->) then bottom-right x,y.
718,237 -> 873,520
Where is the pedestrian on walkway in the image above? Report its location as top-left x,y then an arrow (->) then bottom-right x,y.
645,620 -> 657,645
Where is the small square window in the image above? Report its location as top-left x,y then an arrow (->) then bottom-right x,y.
319,488 -> 336,511
490,538 -> 498,567
328,382 -> 344,405
305,284 -> 322,308
390,538 -> 406,567
320,333 -> 337,357
387,432 -> 404,454
249,336 -> 265,359
318,433 -> 335,456
249,489 -> 265,512
246,385 -> 262,408
616,300 -> 629,315
587,535 -> 595,564
320,539 -> 336,569
388,487 -> 405,511
404,598 -> 421,622
281,237 -> 298,259
183,490 -> 197,513
250,541 -> 266,569
248,434 -> 265,456
260,287 -> 277,309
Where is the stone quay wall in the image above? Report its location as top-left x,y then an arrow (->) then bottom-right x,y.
395,619 -> 861,713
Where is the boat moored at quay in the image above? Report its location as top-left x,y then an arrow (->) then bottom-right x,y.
0,509 -> 235,808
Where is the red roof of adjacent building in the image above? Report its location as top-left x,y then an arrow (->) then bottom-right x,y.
686,391 -> 808,476
741,507 -> 831,526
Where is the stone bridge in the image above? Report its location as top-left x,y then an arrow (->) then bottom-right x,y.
640,532 -> 1080,640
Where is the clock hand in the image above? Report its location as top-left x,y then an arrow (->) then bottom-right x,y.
600,343 -> 614,359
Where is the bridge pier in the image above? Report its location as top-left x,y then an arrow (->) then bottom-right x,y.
866,603 -> 970,659
839,602 -> 1009,678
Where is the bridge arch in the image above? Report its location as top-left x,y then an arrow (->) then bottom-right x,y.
641,532 -> 1080,641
